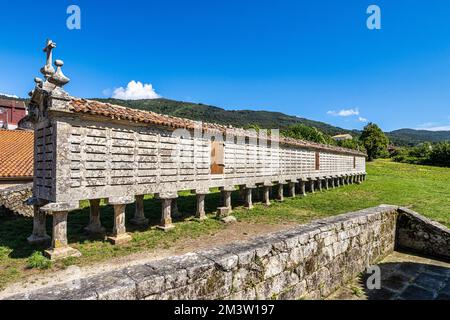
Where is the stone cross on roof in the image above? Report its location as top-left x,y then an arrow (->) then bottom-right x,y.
40,39 -> 56,79
36,39 -> 70,93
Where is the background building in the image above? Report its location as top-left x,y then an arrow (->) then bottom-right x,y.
0,98 -> 27,130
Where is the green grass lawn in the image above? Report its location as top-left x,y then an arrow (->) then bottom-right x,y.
0,159 -> 449,290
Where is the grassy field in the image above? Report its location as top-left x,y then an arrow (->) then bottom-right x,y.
0,159 -> 449,289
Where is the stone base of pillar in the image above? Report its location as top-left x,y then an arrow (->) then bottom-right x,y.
156,224 -> 175,232
220,215 -> 237,224
245,203 -> 254,210
130,217 -> 149,226
27,234 -> 51,245
217,207 -> 232,218
195,215 -> 208,222
107,233 -> 132,245
44,246 -> 81,261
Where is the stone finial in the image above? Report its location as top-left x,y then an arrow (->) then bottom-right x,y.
48,59 -> 70,88
34,77 -> 43,87
40,39 -> 56,79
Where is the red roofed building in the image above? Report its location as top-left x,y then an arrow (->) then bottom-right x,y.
0,130 -> 34,189
0,99 -> 27,130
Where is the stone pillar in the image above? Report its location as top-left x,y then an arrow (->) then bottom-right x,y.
309,179 -> 315,194
44,211 -> 81,260
289,182 -> 296,198
158,193 -> 177,231
336,177 -> 340,187
245,187 -> 254,209
85,199 -> 106,234
357,175 -> 362,184
40,202 -> 80,260
324,178 -> 329,190
130,195 -> 149,226
299,180 -> 307,197
107,204 -> 132,245
195,193 -> 207,220
277,183 -> 284,201
263,185 -> 271,206
223,190 -> 233,211
317,179 -> 323,192
330,177 -> 335,189
27,201 -> 50,245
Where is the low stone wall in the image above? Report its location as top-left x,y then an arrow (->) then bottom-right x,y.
396,207 -> 450,261
0,183 -> 33,217
6,205 -> 399,300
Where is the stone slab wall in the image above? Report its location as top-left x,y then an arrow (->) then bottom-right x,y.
6,205 -> 398,300
39,115 -> 366,203
396,207 -> 450,261
0,183 -> 33,217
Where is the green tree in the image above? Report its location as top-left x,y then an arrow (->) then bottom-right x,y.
429,142 -> 450,167
336,138 -> 365,152
281,124 -> 334,145
359,123 -> 389,161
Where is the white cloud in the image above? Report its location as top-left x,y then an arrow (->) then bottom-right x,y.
0,92 -> 18,98
358,117 -> 368,122
327,108 -> 359,117
111,81 -> 161,100
417,122 -> 450,131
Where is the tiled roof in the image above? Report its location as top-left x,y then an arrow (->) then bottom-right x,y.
68,98 -> 366,157
69,98 -> 224,131
0,130 -> 34,179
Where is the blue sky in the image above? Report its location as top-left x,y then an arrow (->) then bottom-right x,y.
1,0 -> 450,132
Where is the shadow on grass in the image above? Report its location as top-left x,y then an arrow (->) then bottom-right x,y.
0,189 -> 251,260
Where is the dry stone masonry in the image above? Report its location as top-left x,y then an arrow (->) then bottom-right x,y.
0,183 -> 33,217
396,207 -> 450,261
6,205 -> 448,300
25,40 -> 367,260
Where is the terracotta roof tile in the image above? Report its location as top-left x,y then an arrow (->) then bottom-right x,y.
0,130 -> 34,179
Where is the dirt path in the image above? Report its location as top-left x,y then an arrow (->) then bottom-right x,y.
0,220 -> 296,299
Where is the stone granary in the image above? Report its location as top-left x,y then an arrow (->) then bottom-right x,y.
26,40 -> 367,260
